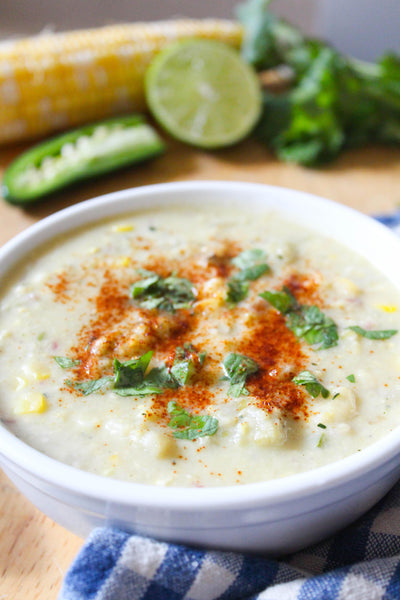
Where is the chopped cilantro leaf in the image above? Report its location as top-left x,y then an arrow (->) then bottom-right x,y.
237,264 -> 270,281
54,356 -> 81,369
145,365 -> 179,390
259,287 -> 297,314
226,278 -> 249,304
292,370 -> 330,398
66,376 -> 113,395
131,270 -> 196,312
260,287 -> 338,349
346,374 -> 356,383
223,353 -> 259,397
232,248 -> 267,270
287,305 -> 338,349
317,423 -> 327,429
167,401 -> 218,440
114,382 -> 164,396
349,326 -> 398,340
66,346 -> 206,397
170,343 -> 205,386
114,351 -> 153,389
226,248 -> 270,305
130,271 -> 160,299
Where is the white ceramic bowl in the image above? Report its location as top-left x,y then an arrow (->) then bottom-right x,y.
1,181 -> 400,554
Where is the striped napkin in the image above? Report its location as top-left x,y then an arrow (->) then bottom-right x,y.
59,212 -> 400,600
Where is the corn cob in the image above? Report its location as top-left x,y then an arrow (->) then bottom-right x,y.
0,20 -> 243,145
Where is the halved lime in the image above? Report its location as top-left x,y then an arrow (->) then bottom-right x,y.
145,39 -> 262,149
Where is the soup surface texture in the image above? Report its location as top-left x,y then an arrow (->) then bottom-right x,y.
1,204 -> 400,487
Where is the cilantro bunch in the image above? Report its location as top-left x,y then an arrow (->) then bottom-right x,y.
237,0 -> 400,166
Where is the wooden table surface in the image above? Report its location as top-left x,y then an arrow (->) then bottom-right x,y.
0,137 -> 400,599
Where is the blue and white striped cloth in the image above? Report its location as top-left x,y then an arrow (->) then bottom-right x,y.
59,211 -> 400,600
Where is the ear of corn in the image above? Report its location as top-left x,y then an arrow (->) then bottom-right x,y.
0,20 -> 243,145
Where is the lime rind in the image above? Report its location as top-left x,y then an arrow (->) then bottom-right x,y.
145,39 -> 262,149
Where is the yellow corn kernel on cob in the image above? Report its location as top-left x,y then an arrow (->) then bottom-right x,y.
0,20 -> 243,145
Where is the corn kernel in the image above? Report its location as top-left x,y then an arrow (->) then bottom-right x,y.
35,371 -> 50,381
115,256 -> 130,267
111,224 -> 134,233
377,304 -> 397,313
14,392 -> 48,414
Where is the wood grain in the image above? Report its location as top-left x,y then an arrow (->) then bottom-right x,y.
0,136 -> 400,599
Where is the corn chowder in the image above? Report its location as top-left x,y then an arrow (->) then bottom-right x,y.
1,204 -> 400,487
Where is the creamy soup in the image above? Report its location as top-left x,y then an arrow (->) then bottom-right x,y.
1,204 -> 400,487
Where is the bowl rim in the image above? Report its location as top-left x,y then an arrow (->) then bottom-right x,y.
1,179 -> 400,511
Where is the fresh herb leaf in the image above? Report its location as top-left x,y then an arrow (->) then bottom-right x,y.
170,354 -> 195,386
346,374 -> 356,383
332,392 -> 340,400
292,370 -> 330,398
232,248 -> 267,270
223,353 -> 259,397
227,248 -> 270,305
67,345 -> 207,397
317,423 -> 327,429
226,278 -> 249,304
68,351 -> 159,397
237,0 -> 400,166
66,376 -> 113,395
260,288 -> 338,349
113,351 -> 175,396
170,343 -> 205,386
54,356 -> 81,369
131,270 -> 196,312
114,382 -> 164,397
144,365 -> 179,390
114,351 -> 153,389
167,401 -> 218,440
130,271 -> 160,299
349,326 -> 398,340
287,305 -> 339,350
259,287 -> 297,314
237,264 -> 270,281
236,0 -> 304,70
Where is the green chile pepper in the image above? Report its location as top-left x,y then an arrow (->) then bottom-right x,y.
2,115 -> 165,205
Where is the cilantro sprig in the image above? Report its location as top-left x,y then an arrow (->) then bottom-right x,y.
349,325 -> 398,340
226,248 -> 270,305
260,287 -> 338,350
167,401 -> 218,440
292,370 -> 330,399
223,352 -> 259,397
131,269 -> 196,312
63,346 -> 206,396
237,0 -> 400,166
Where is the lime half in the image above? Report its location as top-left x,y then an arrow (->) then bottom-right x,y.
145,39 -> 262,149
